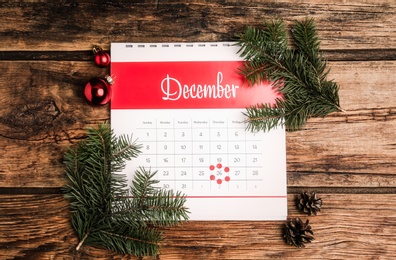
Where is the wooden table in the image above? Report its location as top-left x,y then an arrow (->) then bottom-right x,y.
1,1 -> 395,259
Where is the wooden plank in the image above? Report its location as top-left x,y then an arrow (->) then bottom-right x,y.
1,49 -> 395,62
1,61 -> 395,188
0,61 -> 109,188
161,194 -> 396,259
0,195 -> 76,259
334,61 -> 396,111
0,1 -> 395,51
287,61 -> 396,187
1,194 -> 396,259
287,113 -> 396,187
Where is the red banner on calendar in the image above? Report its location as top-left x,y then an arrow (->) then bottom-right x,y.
111,61 -> 279,109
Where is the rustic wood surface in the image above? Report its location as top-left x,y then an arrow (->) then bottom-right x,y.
0,0 -> 395,259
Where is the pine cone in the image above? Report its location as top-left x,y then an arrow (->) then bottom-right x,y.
296,191 -> 322,216
283,218 -> 314,247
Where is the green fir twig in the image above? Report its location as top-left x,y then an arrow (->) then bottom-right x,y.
237,18 -> 343,132
63,124 -> 189,257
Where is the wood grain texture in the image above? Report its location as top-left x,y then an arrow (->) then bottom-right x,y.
0,1 -> 395,51
0,0 -> 395,259
0,61 -> 109,188
0,195 -> 76,259
1,194 -> 396,259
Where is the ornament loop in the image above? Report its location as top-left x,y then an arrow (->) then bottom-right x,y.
92,45 -> 102,54
105,75 -> 114,85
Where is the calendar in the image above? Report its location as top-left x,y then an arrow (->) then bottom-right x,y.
110,42 -> 287,220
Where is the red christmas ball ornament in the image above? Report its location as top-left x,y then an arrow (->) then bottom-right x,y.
93,46 -> 110,67
84,75 -> 113,105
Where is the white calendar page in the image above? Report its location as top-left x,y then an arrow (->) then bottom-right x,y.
110,42 -> 287,220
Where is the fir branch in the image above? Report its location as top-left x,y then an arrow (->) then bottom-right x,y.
237,18 -> 343,132
243,101 -> 286,132
63,124 -> 189,257
237,19 -> 289,86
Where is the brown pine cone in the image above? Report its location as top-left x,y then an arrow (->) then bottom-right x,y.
296,191 -> 322,216
283,218 -> 314,247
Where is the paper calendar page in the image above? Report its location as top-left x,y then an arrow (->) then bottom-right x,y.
110,42 -> 287,220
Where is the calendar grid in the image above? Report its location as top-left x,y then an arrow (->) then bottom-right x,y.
133,114 -> 269,194
114,109 -> 285,199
